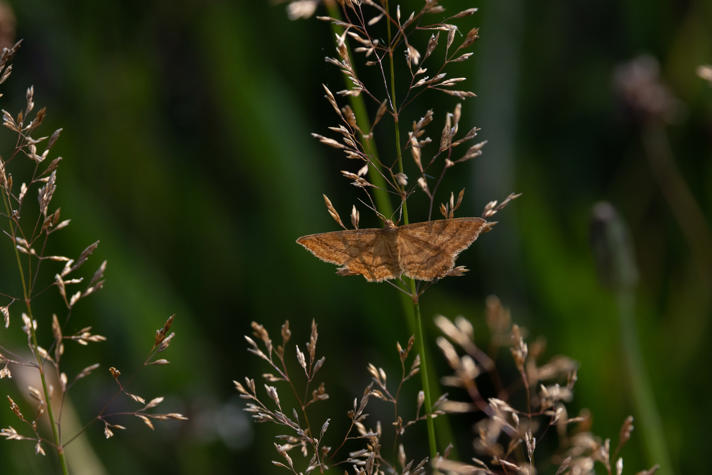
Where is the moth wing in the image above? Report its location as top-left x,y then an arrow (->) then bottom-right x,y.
397,218 -> 488,281
297,228 -> 401,282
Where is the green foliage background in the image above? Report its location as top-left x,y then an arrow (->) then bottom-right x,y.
0,0 -> 709,473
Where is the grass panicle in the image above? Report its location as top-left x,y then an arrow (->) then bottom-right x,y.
0,42 -> 186,473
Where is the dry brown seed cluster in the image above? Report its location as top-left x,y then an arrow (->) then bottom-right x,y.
237,320 -> 332,472
432,296 -> 658,475
237,320 -> 448,474
0,42 -> 185,467
239,299 -> 659,473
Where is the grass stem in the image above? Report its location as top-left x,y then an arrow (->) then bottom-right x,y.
1,186 -> 69,475
592,202 -> 672,474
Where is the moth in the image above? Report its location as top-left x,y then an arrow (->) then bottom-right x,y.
296,217 -> 493,282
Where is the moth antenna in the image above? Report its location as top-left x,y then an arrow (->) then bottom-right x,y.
356,197 -> 389,224
383,198 -> 412,222
388,200 -> 405,226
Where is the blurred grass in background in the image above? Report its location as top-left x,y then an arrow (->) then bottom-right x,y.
0,0 -> 709,473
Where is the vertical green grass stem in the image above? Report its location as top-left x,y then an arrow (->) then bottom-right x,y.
382,0 -> 437,459
617,291 -> 672,474
593,202 -> 672,474
327,1 -> 438,460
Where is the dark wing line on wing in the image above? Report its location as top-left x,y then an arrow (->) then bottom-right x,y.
397,218 -> 487,280
296,228 -> 379,265
396,228 -> 443,256
398,232 -> 456,280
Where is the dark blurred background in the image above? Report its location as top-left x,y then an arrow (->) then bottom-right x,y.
0,0 -> 709,473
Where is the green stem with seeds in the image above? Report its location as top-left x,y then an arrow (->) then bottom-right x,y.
389,52 -> 439,465
384,0 -> 438,460
327,1 -> 438,460
1,180 -> 69,475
